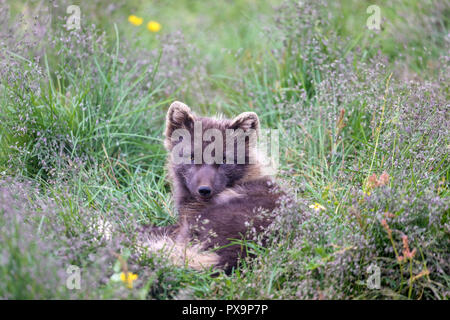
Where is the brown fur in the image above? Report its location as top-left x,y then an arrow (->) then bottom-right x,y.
146,101 -> 282,273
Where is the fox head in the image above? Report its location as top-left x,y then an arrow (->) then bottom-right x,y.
165,101 -> 261,202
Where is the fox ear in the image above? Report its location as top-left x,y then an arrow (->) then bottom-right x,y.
165,101 -> 195,150
229,112 -> 260,132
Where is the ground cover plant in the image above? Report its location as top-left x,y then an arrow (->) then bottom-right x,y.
0,0 -> 448,299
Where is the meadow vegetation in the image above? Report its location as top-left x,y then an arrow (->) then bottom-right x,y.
0,0 -> 448,299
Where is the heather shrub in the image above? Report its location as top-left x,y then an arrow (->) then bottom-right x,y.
0,1 -> 206,183
0,176 -> 203,299
207,0 -> 449,299
0,178 -> 130,298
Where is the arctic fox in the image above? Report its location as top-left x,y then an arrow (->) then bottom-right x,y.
144,101 -> 282,273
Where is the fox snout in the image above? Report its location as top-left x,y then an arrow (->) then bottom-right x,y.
198,185 -> 212,197
193,165 -> 217,199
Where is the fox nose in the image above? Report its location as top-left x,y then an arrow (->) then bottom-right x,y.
198,186 -> 212,197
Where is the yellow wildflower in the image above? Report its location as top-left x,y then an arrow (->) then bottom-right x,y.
120,272 -> 138,289
147,21 -> 161,32
128,15 -> 143,26
309,202 -> 326,212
